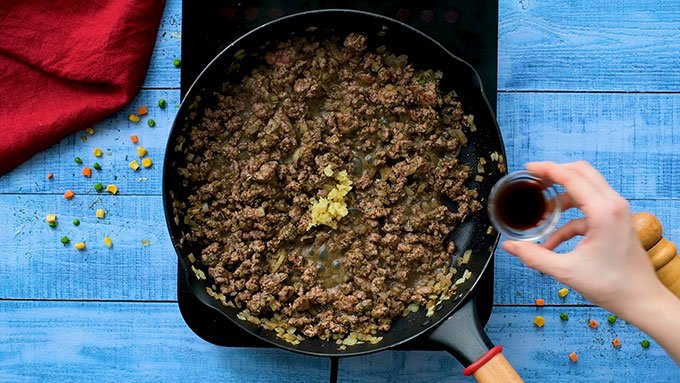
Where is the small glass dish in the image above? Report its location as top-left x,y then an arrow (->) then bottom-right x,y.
487,170 -> 560,241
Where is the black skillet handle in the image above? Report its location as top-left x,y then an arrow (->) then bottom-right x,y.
428,299 -> 524,383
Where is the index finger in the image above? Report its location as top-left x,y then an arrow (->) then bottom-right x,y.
526,161 -> 605,212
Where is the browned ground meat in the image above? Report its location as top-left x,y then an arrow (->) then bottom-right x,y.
176,33 -> 481,344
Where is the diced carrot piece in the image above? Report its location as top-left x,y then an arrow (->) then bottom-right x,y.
612,338 -> 621,348
569,352 -> 579,362
64,190 -> 75,200
82,167 -> 92,177
47,172 -> 54,179
535,298 -> 545,307
588,319 -> 599,329
130,135 -> 139,144
137,106 -> 148,116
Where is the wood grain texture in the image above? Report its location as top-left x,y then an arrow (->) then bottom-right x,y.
0,195 -> 175,300
1,302 -> 676,383
140,0 -> 181,90
4,92 -> 680,199
1,194 -> 678,305
146,0 -> 680,91
0,90 -> 179,195
498,92 -> 680,199
499,0 -> 680,91
2,0 -> 680,380
494,199 -> 680,305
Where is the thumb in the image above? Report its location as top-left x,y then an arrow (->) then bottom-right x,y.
502,240 -> 569,279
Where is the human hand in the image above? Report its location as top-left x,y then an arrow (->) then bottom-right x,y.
501,161 -> 664,319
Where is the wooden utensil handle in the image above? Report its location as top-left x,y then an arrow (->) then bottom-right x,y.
632,212 -> 680,298
470,351 -> 524,383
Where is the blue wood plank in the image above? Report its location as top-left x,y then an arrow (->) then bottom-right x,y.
499,0 -> 680,91
144,0 -> 680,91
0,90 -> 179,195
0,195 -> 175,301
4,92 -> 680,200
1,302 -> 676,382
140,0 -> 181,90
1,193 -> 678,304
494,198 -> 680,305
498,92 -> 680,199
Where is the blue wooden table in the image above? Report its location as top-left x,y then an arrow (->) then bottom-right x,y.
1,0 -> 679,381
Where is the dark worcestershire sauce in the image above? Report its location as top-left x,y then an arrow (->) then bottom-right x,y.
495,180 -> 546,230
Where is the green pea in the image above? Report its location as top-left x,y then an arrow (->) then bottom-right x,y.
94,183 -> 103,192
72,219 -> 80,226
559,312 -> 569,321
607,315 -> 617,324
173,58 -> 182,68
158,99 -> 167,109
641,339 -> 650,349
60,236 -> 70,245
74,157 -> 83,164
93,162 -> 102,170
147,119 -> 156,127
48,221 -> 57,228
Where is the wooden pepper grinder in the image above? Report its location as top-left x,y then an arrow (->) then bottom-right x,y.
632,212 -> 680,298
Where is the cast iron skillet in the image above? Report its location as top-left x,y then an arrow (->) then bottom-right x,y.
163,9 -> 519,382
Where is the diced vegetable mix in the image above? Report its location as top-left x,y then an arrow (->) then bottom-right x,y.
558,288 -> 569,298
533,316 -> 545,328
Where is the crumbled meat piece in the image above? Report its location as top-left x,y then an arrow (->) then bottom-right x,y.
177,33 -> 481,345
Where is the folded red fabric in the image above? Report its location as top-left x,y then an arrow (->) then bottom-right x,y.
0,0 -> 166,175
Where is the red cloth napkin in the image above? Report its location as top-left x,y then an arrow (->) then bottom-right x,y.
0,0 -> 166,175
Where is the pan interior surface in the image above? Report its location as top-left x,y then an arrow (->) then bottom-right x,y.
162,9 -> 505,357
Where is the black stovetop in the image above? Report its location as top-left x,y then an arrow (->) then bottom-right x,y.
178,0 -> 498,349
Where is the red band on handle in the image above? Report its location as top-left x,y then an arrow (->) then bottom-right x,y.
463,345 -> 504,376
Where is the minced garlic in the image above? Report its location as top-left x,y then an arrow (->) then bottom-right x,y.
307,165 -> 352,230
